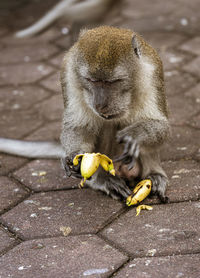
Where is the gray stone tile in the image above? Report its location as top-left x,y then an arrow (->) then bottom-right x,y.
114,254 -> 200,278
163,160 -> 200,202
0,235 -> 127,278
0,189 -> 124,239
161,126 -> 200,161
179,36 -> 200,56
0,63 -> 54,86
0,44 -> 58,64
0,85 -> 51,111
0,154 -> 28,176
101,201 -> 200,257
0,176 -> 28,214
13,159 -> 77,192
0,227 -> 16,254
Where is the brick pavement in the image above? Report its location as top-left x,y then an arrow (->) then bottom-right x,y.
0,0 -> 200,277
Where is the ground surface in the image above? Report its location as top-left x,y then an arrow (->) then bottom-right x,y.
0,0 -> 200,277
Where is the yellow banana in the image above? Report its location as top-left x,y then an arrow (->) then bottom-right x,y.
126,179 -> 152,206
73,153 -> 115,187
136,205 -> 153,216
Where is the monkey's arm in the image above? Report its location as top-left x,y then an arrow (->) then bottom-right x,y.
116,118 -> 170,202
117,118 -> 169,147
60,123 -> 97,178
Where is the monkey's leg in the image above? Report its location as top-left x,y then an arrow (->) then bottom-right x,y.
140,151 -> 169,203
86,168 -> 132,200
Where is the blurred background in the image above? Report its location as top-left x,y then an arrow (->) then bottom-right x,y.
0,0 -> 200,169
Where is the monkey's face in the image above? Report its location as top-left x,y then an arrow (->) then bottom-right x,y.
78,67 -> 133,120
75,26 -> 141,120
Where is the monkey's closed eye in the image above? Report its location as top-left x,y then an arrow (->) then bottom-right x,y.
85,78 -> 98,83
85,78 -> 122,84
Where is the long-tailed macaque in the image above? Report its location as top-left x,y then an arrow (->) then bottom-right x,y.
0,26 -> 170,202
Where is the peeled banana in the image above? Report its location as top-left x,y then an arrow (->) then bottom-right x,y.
126,179 -> 152,206
136,204 -> 153,216
73,153 -> 115,187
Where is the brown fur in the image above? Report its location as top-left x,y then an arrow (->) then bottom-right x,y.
78,26 -> 134,72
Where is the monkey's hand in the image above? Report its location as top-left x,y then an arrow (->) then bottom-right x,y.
115,134 -> 140,170
61,152 -> 82,179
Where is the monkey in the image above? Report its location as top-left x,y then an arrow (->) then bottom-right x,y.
15,0 -> 114,38
0,26 -> 170,202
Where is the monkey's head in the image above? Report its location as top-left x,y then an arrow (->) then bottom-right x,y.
75,26 -> 142,120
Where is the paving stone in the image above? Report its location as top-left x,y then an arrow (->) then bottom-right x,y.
195,148 -> 200,162
101,201 -> 200,257
189,113 -> 200,129
13,159 -> 77,192
0,176 -> 28,214
0,227 -> 16,254
0,189 -> 124,239
114,254 -> 200,278
49,53 -> 65,68
122,0 -> 178,19
168,93 -> 200,125
35,94 -> 63,121
121,16 -> 173,34
25,121 -> 61,141
9,0 -> 57,30
0,85 -> 51,111
161,126 -> 200,161
0,44 -> 58,64
0,63 -> 54,85
54,33 -> 73,49
179,36 -> 200,55
160,49 -> 193,71
40,71 -> 61,93
0,154 -> 28,176
183,56 -> 200,78
0,108 -> 44,138
0,26 -> 9,38
143,32 -> 187,51
163,160 -> 200,202
184,82 -> 200,103
164,70 -> 196,96
0,235 -> 127,278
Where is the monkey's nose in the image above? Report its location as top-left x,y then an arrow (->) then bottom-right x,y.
95,103 -> 109,115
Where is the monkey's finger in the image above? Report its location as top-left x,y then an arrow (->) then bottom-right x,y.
113,152 -> 130,162
71,173 -> 82,179
127,158 -> 136,170
158,193 -> 169,204
64,164 -> 72,177
129,141 -> 139,158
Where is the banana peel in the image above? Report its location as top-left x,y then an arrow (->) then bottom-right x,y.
73,153 -> 115,187
126,179 -> 152,206
136,204 -> 153,216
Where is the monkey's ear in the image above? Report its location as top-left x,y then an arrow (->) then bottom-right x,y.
78,28 -> 88,39
132,35 -> 141,58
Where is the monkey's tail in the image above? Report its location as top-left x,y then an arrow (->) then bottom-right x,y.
15,0 -> 112,38
15,0 -> 76,38
0,138 -> 65,159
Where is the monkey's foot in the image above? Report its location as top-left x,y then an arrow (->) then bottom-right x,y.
87,175 -> 132,200
147,174 -> 169,203
115,135 -> 140,170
